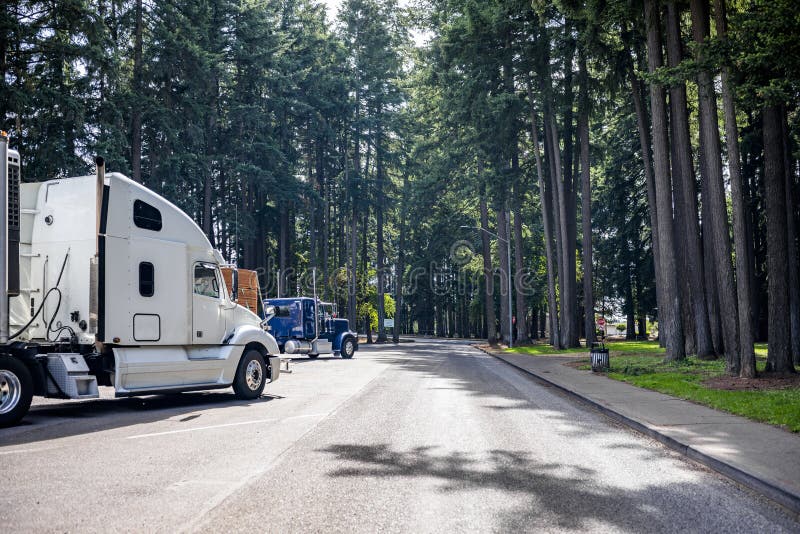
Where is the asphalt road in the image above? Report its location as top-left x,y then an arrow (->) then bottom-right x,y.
1,339 -> 797,533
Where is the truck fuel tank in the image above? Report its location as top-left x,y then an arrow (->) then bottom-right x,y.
284,339 -> 313,354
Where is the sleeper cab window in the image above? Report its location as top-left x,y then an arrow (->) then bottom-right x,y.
139,262 -> 154,297
194,264 -> 220,299
133,199 -> 162,231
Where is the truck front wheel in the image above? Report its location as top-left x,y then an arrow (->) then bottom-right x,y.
233,349 -> 267,400
0,354 -> 33,427
341,338 -> 356,359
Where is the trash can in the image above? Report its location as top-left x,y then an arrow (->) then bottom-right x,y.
590,342 -> 609,372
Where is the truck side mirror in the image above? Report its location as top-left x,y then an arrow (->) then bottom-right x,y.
231,269 -> 239,301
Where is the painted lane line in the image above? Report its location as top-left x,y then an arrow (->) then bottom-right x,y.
126,412 -> 329,440
0,446 -> 59,455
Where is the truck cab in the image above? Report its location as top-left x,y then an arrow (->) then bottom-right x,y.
265,297 -> 358,359
0,135 -> 282,427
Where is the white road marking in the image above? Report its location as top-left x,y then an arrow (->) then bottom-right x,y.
126,412 -> 329,440
0,446 -> 59,455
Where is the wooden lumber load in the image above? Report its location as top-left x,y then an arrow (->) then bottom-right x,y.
221,267 -> 262,316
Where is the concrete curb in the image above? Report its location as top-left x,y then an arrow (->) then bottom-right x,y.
477,346 -> 800,516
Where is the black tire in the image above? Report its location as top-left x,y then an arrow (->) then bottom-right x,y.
0,354 -> 34,428
233,349 -> 267,400
307,353 -> 319,359
340,337 -> 356,359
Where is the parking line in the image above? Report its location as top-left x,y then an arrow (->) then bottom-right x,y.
126,413 -> 328,439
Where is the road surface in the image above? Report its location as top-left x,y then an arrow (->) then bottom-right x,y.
1,339 -> 797,532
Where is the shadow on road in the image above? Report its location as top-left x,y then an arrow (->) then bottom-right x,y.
317,442 -> 783,531
0,391 -> 280,447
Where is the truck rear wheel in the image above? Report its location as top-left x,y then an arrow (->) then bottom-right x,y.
233,349 -> 267,400
0,354 -> 33,427
307,353 -> 319,359
341,338 -> 355,359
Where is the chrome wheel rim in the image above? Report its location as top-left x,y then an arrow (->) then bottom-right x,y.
344,341 -> 353,356
245,359 -> 263,391
0,370 -> 22,415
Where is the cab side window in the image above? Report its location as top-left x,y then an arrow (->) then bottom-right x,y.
133,199 -> 162,231
194,264 -> 220,298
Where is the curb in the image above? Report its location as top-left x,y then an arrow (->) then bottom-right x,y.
477,346 -> 800,516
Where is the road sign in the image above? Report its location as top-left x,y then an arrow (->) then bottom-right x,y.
384,318 -> 394,328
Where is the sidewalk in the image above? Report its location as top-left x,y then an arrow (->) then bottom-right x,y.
485,349 -> 800,515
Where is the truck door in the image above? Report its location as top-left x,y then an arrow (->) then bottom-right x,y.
192,262 -> 226,344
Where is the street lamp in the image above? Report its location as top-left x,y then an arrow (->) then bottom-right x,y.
460,225 -> 513,348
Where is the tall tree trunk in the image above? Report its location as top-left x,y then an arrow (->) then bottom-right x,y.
376,114 -> 387,343
578,51 -> 594,347
130,0 -> 143,184
513,180 -> 529,344
763,105 -> 794,373
561,28 -> 579,347
644,0 -> 685,360
479,186 -> 497,344
548,114 -> 574,347
627,53 -> 665,348
782,107 -> 800,364
666,1 -> 713,358
713,0 -> 756,377
279,205 -> 289,298
394,170 -> 409,344
527,81 -> 560,348
544,112 -> 566,344
691,0 -> 740,373
498,205 -> 512,346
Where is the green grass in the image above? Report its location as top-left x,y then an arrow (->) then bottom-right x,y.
508,340 -> 800,431
576,353 -> 800,432
506,340 -> 665,356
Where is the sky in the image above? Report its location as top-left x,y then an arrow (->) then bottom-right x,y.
321,0 -> 343,21
320,0 -> 429,46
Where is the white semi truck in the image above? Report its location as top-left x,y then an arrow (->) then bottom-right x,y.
0,132 -> 282,427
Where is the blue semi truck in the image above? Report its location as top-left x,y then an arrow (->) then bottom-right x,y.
264,298 -> 358,359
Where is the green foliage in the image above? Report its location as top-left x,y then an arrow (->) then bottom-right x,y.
593,354 -> 800,433
507,340 -> 665,356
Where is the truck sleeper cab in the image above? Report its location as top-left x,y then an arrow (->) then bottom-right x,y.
265,297 -> 358,359
0,144 -> 281,427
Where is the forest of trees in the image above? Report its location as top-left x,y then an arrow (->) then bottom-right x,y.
1,0 -> 799,376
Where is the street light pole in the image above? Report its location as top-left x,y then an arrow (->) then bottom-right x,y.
461,225 -> 513,348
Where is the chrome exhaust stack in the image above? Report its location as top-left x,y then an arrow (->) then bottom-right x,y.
0,132 -> 8,343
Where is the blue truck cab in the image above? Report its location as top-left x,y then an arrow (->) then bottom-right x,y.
264,297 -> 358,359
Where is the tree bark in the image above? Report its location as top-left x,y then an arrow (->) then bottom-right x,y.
782,107 -> 800,364
548,113 -> 576,347
527,81 -> 561,348
394,170 -> 408,344
498,205 -> 512,346
513,180 -> 530,344
627,49 -> 665,348
666,0 -> 713,358
713,0 -> 756,377
578,51 -> 594,347
691,0 -> 740,373
279,206 -> 289,298
644,0 -> 685,360
763,105 -> 794,373
561,29 -> 579,348
130,0 -> 143,184
479,186 -> 497,344
376,113 -> 387,343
